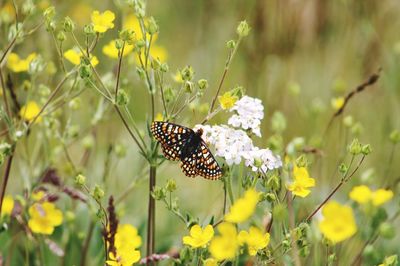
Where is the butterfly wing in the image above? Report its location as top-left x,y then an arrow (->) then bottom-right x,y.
151,121 -> 193,161
180,153 -> 197,177
151,121 -> 193,146
160,144 -> 180,161
194,142 -> 223,180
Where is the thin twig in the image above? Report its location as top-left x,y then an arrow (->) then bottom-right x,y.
114,42 -> 125,101
0,151 -> 15,217
147,165 -> 157,266
26,71 -> 74,130
204,37 -> 242,124
0,67 -> 11,118
305,155 -> 365,222
325,69 -> 381,134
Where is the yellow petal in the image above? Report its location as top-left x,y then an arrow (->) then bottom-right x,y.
372,189 -> 393,206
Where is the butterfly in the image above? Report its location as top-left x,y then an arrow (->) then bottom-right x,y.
150,121 -> 223,180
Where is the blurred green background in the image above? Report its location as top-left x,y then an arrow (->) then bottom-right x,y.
2,0 -> 400,265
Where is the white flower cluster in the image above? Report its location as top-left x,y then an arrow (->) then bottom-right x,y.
195,96 -> 282,172
228,96 -> 264,137
197,125 -> 253,166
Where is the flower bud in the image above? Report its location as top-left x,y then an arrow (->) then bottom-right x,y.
133,3 -> 146,18
348,138 -> 362,155
116,89 -> 129,106
63,17 -> 75,32
339,163 -> 348,175
379,222 -> 395,239
68,97 -> 81,110
151,186 -> 166,200
0,142 -> 13,156
146,16 -> 159,35
236,20 -> 251,37
343,115 -> 353,128
135,39 -> 146,49
151,58 -> 161,70
115,39 -> 124,50
66,211 -> 76,222
119,29 -> 135,44
57,31 -> 66,42
74,174 -> 86,186
67,125 -> 80,139
83,24 -> 95,36
181,66 -> 194,81
264,192 -> 276,202
184,81 -> 194,93
166,179 -> 177,192
81,135 -> 95,149
266,174 -> 280,191
351,123 -> 363,136
114,143 -> 127,158
381,255 -> 398,266
79,64 -> 92,79
295,154 -> 307,167
160,63 -> 169,73
389,130 -> 400,144
361,144 -> 372,155
226,39 -> 236,49
136,67 -> 146,80
22,1 -> 35,16
164,86 -> 175,103
328,254 -> 336,264
92,185 -> 105,201
197,79 -> 208,90
46,20 -> 56,32
271,111 -> 287,133
43,6 -> 56,21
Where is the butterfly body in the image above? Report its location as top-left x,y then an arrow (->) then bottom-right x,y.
150,121 -> 222,180
180,129 -> 202,160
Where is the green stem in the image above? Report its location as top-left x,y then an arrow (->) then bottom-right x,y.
146,165 -> 157,266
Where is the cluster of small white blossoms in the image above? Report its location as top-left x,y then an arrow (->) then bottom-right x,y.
228,96 -> 264,137
195,96 -> 282,172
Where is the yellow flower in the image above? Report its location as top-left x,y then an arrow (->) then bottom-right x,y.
218,92 -> 238,110
91,10 -> 115,33
238,226 -> 270,256
349,185 -> 372,204
103,40 -> 134,59
209,222 -> 238,261
7,53 -> 37,72
286,166 -> 315,198
203,258 -> 218,266
106,248 -> 140,266
318,201 -> 357,244
64,49 -> 99,66
123,15 -> 157,41
1,195 -> 14,217
183,224 -> 214,248
28,202 -> 63,235
225,189 -> 260,223
349,186 -> 393,206
115,224 -> 142,250
372,189 -> 393,206
106,224 -> 142,266
331,97 -> 344,110
32,190 -> 46,201
19,101 -> 42,123
154,113 -> 164,121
